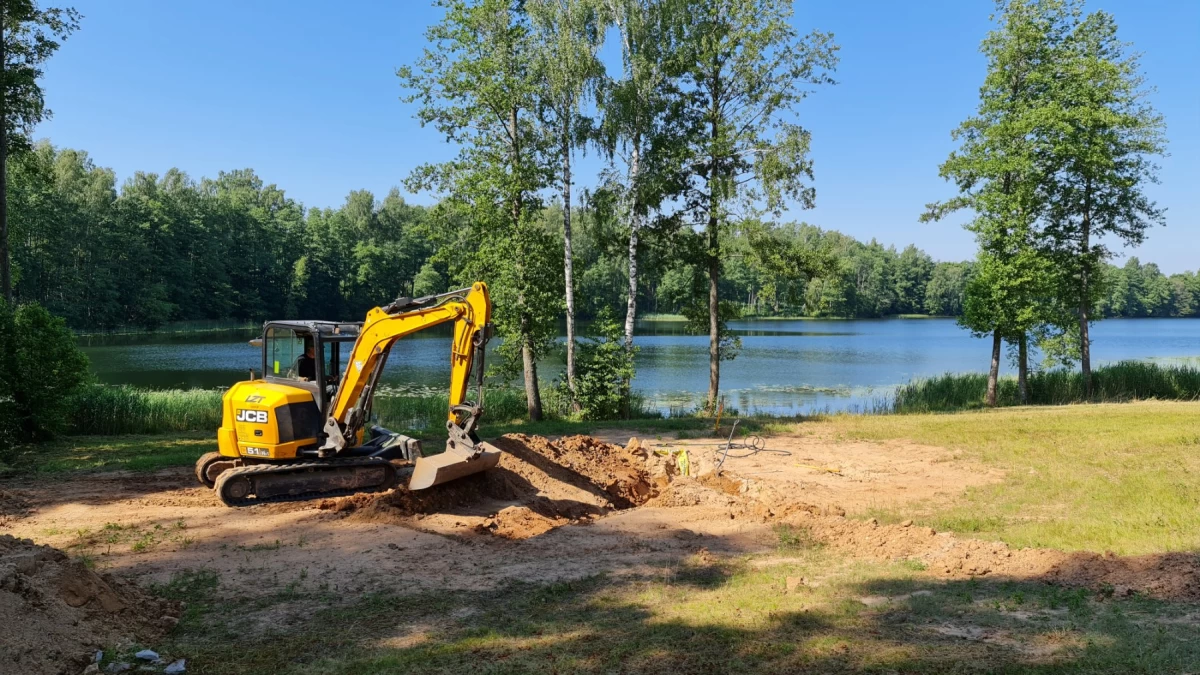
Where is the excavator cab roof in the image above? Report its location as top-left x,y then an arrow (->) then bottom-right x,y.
262,320 -> 361,342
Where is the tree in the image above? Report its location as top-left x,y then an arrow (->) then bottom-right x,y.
400,0 -> 557,420
925,0 -> 1069,404
925,262 -> 973,316
1,0 -> 79,302
895,245 -> 935,314
678,0 -> 837,410
528,0 -> 605,409
1039,9 -> 1166,395
596,0 -> 690,352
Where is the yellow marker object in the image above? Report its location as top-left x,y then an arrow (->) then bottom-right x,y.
274,360 -> 280,374
677,448 -> 690,477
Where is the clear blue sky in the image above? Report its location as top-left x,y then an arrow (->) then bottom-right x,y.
37,0 -> 1199,272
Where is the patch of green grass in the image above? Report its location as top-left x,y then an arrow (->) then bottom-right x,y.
824,401 -> 1200,554
774,523 -> 821,551
156,550 -> 1200,674
4,433 -> 214,475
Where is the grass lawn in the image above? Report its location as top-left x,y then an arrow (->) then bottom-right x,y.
2,432 -> 216,475
821,401 -> 1200,555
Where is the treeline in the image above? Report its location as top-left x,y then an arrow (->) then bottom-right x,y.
1096,258 -> 1200,319
6,143 -> 1195,330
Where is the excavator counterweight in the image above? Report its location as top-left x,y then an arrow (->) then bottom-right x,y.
200,283 -> 499,506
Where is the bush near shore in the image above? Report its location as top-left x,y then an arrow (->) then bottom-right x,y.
890,360 -> 1200,413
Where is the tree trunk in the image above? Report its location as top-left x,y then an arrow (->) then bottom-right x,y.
705,65 -> 721,413
0,12 -> 10,305
707,213 -> 719,412
623,140 -> 641,352
986,330 -> 1001,407
561,125 -> 578,410
1079,210 -> 1092,398
522,331 -> 543,421
509,104 -> 541,421
1018,332 -> 1029,405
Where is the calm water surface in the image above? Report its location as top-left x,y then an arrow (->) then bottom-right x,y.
80,318 -> 1200,415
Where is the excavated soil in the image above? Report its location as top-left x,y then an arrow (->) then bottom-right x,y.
0,490 -> 31,527
318,434 -> 654,539
0,535 -> 180,675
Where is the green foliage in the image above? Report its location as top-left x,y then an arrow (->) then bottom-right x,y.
400,0 -> 563,417
5,142 -> 1189,330
558,311 -> 638,420
1097,258 -> 1197,318
2,0 -> 81,154
10,303 -> 90,438
890,361 -> 1200,413
0,302 -> 90,449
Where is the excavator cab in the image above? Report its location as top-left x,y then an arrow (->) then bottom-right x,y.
198,283 -> 502,506
260,321 -> 358,419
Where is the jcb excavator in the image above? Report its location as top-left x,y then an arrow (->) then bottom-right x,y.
194,282 -> 502,506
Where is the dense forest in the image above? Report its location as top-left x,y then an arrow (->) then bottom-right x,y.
7,142 -> 1195,331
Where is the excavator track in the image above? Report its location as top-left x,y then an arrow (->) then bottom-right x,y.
214,457 -> 398,507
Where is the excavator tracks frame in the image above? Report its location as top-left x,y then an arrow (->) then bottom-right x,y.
213,457 -> 398,507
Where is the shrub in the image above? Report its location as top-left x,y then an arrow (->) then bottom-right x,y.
0,301 -> 91,453
552,311 -> 639,421
10,303 -> 91,439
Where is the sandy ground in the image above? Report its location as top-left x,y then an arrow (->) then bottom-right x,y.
0,430 -> 995,600
2,429 -> 1197,613
605,428 -> 1004,514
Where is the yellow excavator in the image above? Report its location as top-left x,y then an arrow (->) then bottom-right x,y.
195,282 -> 502,506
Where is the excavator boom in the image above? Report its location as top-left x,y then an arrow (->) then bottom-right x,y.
321,282 -> 500,489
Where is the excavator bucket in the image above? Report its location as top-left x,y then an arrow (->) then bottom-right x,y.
408,441 -> 502,490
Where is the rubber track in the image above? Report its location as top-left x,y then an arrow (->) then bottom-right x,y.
215,458 -> 396,507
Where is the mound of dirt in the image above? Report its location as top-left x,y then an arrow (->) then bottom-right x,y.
319,434 -> 656,539
0,535 -> 180,675
0,490 -> 30,526
492,434 -> 654,507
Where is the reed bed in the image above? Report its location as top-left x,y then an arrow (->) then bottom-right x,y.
64,385 -> 544,435
66,385 -> 225,435
890,360 -> 1200,413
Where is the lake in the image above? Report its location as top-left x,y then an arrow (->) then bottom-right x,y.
80,318 -> 1200,416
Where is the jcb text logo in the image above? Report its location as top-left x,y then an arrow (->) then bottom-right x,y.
236,409 -> 269,424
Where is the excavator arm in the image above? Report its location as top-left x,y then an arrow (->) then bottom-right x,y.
320,282 -> 501,489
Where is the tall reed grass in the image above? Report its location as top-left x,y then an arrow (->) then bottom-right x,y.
890,360 -> 1200,413
62,384 -> 647,436
66,385 -> 224,435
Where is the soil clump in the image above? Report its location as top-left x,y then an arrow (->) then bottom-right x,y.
0,535 -> 179,675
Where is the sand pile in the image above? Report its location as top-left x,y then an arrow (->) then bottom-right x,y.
320,433 -> 659,539
0,535 -> 180,675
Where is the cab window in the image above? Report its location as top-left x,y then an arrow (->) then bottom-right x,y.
323,341 -> 340,382
265,327 -> 309,380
